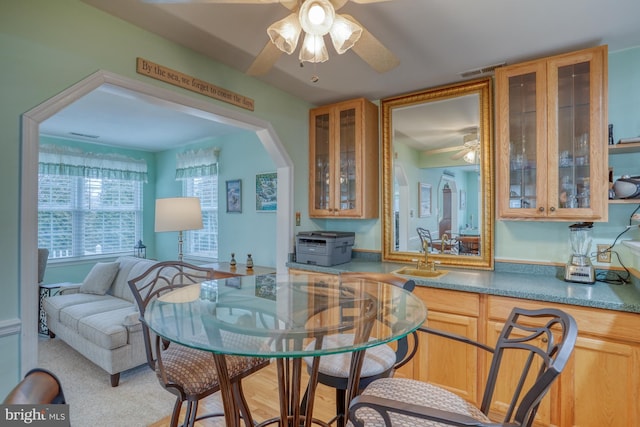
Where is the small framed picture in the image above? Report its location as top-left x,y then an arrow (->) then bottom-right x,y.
226,179 -> 242,213
256,172 -> 277,212
418,182 -> 431,218
460,189 -> 467,210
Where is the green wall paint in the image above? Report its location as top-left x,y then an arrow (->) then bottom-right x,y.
2,0 -> 640,398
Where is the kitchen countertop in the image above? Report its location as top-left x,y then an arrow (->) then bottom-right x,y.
287,259 -> 640,314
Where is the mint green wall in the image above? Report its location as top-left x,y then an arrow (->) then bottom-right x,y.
153,132 -> 277,265
0,0 -> 311,395
3,0 -> 640,397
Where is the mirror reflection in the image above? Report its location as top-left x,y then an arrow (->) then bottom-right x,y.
382,78 -> 494,269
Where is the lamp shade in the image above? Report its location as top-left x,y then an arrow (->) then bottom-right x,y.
267,13 -> 301,55
329,15 -> 362,54
155,197 -> 203,232
299,33 -> 329,63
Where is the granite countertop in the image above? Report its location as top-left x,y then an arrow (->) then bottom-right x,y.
287,260 -> 640,314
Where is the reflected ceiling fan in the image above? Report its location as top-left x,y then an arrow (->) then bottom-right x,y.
145,0 -> 399,76
452,129 -> 480,164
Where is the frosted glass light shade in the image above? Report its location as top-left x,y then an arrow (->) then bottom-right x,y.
267,13 -> 301,55
155,197 -> 203,232
299,0 -> 335,36
329,15 -> 362,54
299,33 -> 329,63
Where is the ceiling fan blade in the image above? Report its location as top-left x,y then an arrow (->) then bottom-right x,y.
246,42 -> 283,76
452,148 -> 471,160
342,14 -> 399,73
143,0 -> 282,3
349,0 -> 392,3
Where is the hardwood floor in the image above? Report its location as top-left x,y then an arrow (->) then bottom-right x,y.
147,361 -> 339,426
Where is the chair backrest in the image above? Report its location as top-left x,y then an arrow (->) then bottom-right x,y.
3,368 -> 65,404
480,307 -> 577,427
37,248 -> 49,284
339,272 -> 418,368
127,260 -> 215,370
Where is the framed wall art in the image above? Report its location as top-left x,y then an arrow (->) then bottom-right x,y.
256,172 -> 277,212
226,179 -> 242,213
418,182 -> 432,217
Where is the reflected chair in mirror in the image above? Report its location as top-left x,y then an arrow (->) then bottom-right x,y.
128,261 -> 270,427
3,368 -> 65,404
302,272 -> 419,427
416,228 -> 433,253
349,307 -> 578,427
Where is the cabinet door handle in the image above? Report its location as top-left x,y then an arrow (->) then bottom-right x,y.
538,207 -> 545,212
549,206 -> 556,212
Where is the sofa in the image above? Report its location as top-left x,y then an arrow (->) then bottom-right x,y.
43,256 -> 159,387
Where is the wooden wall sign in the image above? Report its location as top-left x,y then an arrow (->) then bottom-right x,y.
136,57 -> 254,111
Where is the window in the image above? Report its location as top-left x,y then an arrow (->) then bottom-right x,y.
38,144 -> 147,260
183,175 -> 218,259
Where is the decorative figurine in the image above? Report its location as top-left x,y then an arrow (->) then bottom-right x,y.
246,254 -> 253,269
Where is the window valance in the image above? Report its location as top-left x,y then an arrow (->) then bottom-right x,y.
39,144 -> 148,182
175,147 -> 219,179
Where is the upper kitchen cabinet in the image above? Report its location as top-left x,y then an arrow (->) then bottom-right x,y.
496,45 -> 608,221
309,98 -> 379,218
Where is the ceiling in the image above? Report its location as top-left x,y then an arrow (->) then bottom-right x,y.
41,0 -> 640,151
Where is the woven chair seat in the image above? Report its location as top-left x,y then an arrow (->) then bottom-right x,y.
304,334 -> 396,378
349,378 -> 491,427
160,344 -> 265,396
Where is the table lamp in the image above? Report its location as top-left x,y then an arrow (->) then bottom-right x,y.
155,197 -> 203,261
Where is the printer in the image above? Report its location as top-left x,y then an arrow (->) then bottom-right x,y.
295,231 -> 355,266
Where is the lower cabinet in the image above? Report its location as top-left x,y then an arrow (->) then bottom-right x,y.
289,269 -> 640,426
488,296 -> 640,427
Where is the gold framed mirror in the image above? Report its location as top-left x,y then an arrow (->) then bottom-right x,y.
381,78 -> 494,269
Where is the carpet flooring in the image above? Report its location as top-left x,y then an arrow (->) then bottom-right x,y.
38,338 -> 175,426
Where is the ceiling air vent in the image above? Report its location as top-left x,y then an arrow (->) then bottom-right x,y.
69,132 -> 100,139
458,62 -> 506,79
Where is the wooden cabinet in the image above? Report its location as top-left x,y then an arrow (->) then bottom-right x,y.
309,98 -> 379,218
400,287 -> 482,405
496,46 -> 608,221
488,296 -> 640,427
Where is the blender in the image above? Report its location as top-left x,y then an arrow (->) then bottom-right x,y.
564,222 -> 596,284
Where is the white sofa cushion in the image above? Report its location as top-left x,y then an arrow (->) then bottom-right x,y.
59,297 -> 132,332
78,306 -> 140,350
43,293 -> 107,323
80,261 -> 120,295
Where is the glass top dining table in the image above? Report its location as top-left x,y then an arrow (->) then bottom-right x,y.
144,272 -> 427,427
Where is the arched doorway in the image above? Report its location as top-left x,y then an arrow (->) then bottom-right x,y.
19,70 -> 293,374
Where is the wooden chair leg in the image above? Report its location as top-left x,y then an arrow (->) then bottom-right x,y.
170,398 -> 182,427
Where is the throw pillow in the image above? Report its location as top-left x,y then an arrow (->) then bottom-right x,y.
79,262 -> 120,295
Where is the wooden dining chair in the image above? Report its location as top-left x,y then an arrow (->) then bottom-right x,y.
127,261 -> 269,427
348,307 -> 578,427
302,272 -> 419,427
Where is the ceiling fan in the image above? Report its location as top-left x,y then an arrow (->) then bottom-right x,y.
144,0 -> 399,76
451,129 -> 480,164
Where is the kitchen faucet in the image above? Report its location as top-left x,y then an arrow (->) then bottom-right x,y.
417,240 -> 436,272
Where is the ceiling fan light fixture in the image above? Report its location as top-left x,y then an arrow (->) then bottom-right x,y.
330,15 -> 362,54
267,13 -> 301,55
299,32 -> 329,63
299,0 -> 335,36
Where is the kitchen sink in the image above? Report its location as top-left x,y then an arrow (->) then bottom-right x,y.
392,267 -> 448,279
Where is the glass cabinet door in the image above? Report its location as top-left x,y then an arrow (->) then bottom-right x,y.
547,47 -> 606,221
311,109 -> 331,213
338,107 -> 357,211
497,45 -> 607,221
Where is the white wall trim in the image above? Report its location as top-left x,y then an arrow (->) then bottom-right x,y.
20,70 -> 293,375
0,318 -> 21,338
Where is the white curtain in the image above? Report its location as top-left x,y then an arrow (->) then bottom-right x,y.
39,144 -> 148,182
175,147 -> 219,179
